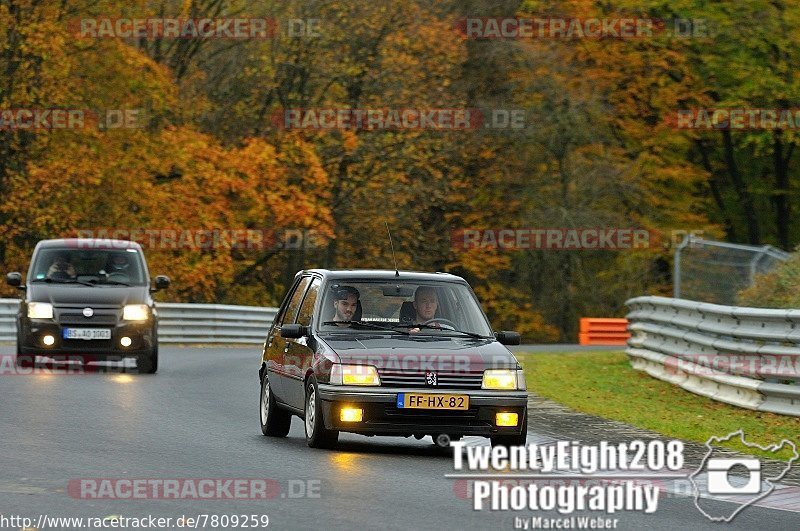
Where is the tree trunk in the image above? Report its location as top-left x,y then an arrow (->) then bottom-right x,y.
721,130 -> 760,244
773,131 -> 791,250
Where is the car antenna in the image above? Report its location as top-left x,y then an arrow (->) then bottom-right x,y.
385,221 -> 400,277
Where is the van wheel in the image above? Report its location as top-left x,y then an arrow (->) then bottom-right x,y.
137,346 -> 158,374
15,351 -> 34,368
15,335 -> 35,367
304,376 -> 338,448
260,376 -> 291,437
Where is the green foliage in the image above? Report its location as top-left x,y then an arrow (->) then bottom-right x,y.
739,249 -> 800,308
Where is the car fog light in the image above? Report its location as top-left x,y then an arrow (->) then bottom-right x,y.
120,336 -> 132,347
496,412 -> 519,427
43,334 -> 55,346
340,407 -> 363,422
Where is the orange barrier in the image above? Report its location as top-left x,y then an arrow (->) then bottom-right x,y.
578,318 -> 630,346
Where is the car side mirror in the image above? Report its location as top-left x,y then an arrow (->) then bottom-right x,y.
6,272 -> 23,290
495,331 -> 521,345
281,324 -> 308,339
152,275 -> 170,292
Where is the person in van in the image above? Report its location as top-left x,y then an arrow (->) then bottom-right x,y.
47,253 -> 77,280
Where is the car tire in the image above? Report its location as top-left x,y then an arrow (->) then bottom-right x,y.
490,410 -> 528,448
260,375 -> 291,437
15,341 -> 34,368
137,346 -> 158,374
304,376 -> 339,449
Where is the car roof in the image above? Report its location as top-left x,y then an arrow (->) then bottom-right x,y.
34,238 -> 143,251
301,269 -> 466,283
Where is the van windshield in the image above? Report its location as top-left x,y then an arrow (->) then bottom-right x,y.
30,248 -> 147,286
319,280 -> 494,337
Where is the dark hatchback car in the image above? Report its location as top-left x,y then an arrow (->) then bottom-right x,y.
6,239 -> 170,373
259,269 -> 527,449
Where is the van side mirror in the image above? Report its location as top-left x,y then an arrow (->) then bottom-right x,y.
152,275 -> 170,292
281,324 -> 308,339
495,331 -> 521,345
6,272 -> 23,289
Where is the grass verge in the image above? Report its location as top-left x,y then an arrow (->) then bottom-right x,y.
516,351 -> 800,461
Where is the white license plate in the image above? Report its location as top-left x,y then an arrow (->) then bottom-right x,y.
62,328 -> 112,340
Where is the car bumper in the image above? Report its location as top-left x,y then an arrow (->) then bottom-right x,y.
317,384 -> 528,437
18,319 -> 156,358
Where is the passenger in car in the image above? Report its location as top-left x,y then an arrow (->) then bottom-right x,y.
331,285 -> 360,326
46,253 -> 77,279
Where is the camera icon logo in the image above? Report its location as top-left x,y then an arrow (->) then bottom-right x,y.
706,458 -> 761,495
690,430 -> 798,522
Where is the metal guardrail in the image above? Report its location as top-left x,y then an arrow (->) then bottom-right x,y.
626,296 -> 800,417
0,299 -> 16,341
0,299 -> 277,345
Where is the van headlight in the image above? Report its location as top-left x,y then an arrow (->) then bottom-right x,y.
330,364 -> 381,386
123,304 -> 150,321
28,302 -> 53,319
482,369 -> 526,390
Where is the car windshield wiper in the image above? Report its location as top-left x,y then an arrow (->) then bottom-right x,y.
95,279 -> 132,286
31,278 -> 96,287
394,323 -> 490,339
322,320 -> 411,335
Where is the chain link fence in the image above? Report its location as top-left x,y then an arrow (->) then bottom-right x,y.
673,236 -> 790,305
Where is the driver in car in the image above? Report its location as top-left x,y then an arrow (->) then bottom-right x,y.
109,253 -> 130,272
413,286 -> 438,324
409,286 -> 454,331
101,253 -> 131,281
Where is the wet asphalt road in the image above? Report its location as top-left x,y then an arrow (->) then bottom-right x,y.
0,346 -> 797,530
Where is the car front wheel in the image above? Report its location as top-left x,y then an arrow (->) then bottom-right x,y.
137,346 -> 158,374
15,350 -> 34,368
260,375 -> 291,437
304,376 -> 338,449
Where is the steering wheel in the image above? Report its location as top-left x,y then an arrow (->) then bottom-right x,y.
422,318 -> 457,330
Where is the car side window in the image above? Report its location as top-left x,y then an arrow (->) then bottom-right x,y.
278,276 -> 312,327
295,278 -> 321,326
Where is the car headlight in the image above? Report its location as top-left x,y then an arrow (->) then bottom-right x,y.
122,304 -> 150,321
330,364 -> 381,386
482,369 -> 525,390
28,302 -> 53,319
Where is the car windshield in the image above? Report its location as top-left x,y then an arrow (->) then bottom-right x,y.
318,280 -> 494,337
29,247 -> 147,286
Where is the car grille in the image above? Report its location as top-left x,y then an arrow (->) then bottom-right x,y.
383,405 -> 480,421
61,338 -> 115,349
377,369 -> 483,390
56,307 -> 120,325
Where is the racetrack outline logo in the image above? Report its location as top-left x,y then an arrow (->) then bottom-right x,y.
689,430 -> 798,522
